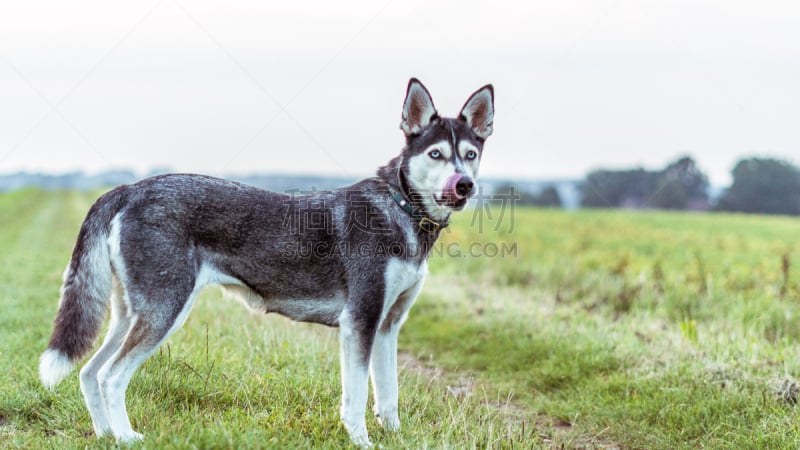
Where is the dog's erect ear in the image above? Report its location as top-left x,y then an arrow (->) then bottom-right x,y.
400,78 -> 439,136
459,84 -> 494,139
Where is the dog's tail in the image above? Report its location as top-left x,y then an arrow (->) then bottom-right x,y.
39,187 -> 129,390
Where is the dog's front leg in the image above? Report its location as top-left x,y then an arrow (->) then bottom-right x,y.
370,279 -> 424,432
370,324 -> 400,431
338,308 -> 376,448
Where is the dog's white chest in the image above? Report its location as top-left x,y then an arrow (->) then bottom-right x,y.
377,258 -> 427,328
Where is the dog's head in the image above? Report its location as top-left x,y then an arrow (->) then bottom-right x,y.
398,78 -> 494,220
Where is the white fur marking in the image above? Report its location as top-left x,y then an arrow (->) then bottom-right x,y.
458,141 -> 480,178
220,269 -> 347,323
107,214 -> 134,314
424,140 -> 452,159
377,259 -> 424,327
406,152 -> 457,221
39,349 -> 74,390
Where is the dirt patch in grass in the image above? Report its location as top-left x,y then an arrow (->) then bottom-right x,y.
0,414 -> 18,438
398,351 -> 621,449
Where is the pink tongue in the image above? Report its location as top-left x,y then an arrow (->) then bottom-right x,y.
443,173 -> 465,200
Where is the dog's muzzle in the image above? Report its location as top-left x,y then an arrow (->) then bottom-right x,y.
443,173 -> 475,202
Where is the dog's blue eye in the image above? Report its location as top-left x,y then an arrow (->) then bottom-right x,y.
429,150 -> 442,159
465,150 -> 477,160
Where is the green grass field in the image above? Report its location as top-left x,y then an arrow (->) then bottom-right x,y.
1,189 -> 799,448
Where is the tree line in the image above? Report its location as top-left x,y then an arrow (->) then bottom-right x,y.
496,156 -> 800,216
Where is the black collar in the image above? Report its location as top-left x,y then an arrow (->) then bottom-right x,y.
387,183 -> 448,234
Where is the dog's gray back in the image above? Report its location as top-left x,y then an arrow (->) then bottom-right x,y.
108,173 -> 429,326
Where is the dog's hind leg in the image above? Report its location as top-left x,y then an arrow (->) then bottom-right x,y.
96,315 -> 158,442
79,276 -> 130,436
97,279 -> 199,443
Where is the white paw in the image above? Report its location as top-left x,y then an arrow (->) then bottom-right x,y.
376,411 -> 400,432
343,419 -> 372,448
350,432 -> 373,448
115,431 -> 144,444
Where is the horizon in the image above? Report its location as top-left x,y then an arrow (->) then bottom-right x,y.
0,150 -> 787,189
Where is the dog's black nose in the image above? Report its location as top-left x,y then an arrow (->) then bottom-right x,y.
455,176 -> 474,198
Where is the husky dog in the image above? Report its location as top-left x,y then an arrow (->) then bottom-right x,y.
39,78 -> 494,447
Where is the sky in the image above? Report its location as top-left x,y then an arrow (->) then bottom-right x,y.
1,0 -> 798,186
